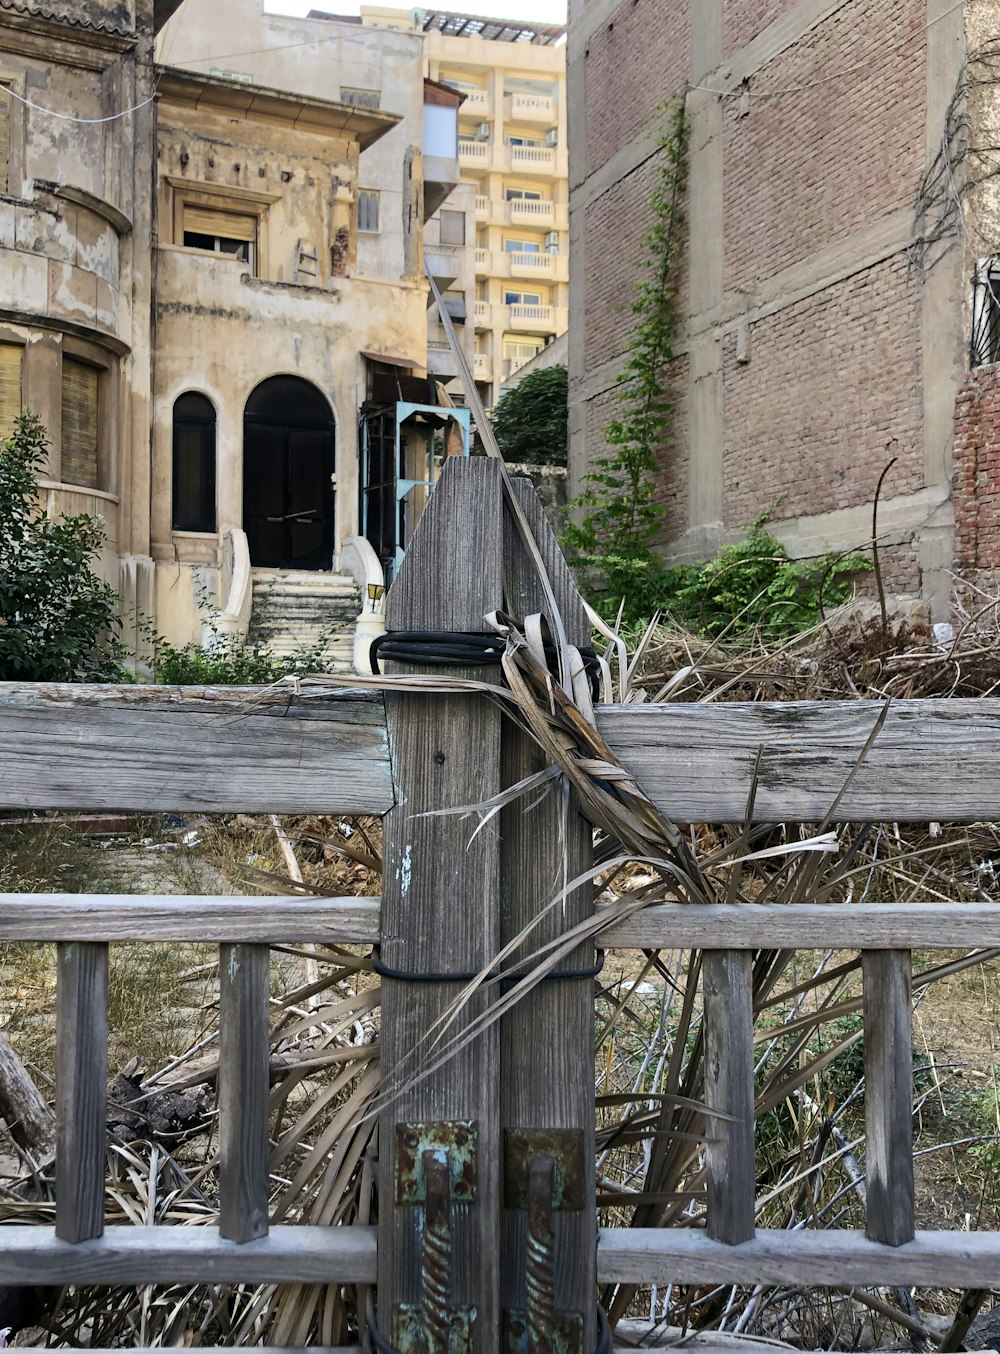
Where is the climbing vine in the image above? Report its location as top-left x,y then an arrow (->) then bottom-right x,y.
562,97 -> 690,623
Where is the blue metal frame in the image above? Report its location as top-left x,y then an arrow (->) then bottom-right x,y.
392,402 -> 471,571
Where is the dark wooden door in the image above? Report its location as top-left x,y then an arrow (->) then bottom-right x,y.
244,380 -> 335,570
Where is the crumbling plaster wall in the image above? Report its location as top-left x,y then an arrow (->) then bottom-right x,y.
569,0 -> 970,616
0,2 -> 155,622
152,107 -> 427,645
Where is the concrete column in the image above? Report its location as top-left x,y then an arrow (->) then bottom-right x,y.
919,0 -> 966,617
684,0 -> 725,549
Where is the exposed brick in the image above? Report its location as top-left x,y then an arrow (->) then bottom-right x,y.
953,365 -> 1000,578
583,0 -> 689,176
722,256 -> 924,526
724,0 -> 926,289
723,0 -> 802,57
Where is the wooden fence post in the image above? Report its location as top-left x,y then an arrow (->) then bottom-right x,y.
500,481 -> 597,1353
377,458 -> 505,1352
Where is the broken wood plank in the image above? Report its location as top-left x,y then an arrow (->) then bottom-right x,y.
863,950 -> 915,1246
598,699 -> 1000,822
0,895 -> 381,943
0,1224 -> 377,1285
599,901 -> 1000,951
0,685 -> 392,814
219,944 -> 271,1244
56,942 -> 108,1243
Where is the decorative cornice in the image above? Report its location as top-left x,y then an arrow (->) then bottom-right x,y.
0,0 -> 134,37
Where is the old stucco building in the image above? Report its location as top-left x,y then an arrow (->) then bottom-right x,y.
569,0 -> 1000,616
1,0 -> 466,664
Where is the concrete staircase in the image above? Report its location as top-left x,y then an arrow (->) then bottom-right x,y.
250,568 -> 360,672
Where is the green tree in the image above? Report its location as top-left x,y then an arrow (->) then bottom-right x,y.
0,411 -> 127,681
490,363 -> 568,466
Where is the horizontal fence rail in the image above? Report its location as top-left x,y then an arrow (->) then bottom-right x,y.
0,894 -> 381,943
597,698 -> 1000,822
0,684 -> 394,814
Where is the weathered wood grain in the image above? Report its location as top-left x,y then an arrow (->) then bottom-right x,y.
596,1227 -> 1000,1287
0,685 -> 392,814
0,1224 -> 376,1284
219,944 -> 271,1243
599,902 -> 1000,951
0,895 -> 381,943
598,699 -> 1000,822
56,942 -> 107,1243
500,479 -> 596,1349
863,950 -> 915,1246
379,458 -> 505,1353
703,951 -> 755,1244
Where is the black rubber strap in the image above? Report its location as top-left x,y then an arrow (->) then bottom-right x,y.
369,628 -> 602,698
371,950 -> 605,986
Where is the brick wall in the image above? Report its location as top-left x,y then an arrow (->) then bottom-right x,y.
724,0 -> 926,290
583,0 -> 689,176
723,255 -> 924,527
954,366 -> 1000,576
723,0 -> 800,57
583,152 -> 689,375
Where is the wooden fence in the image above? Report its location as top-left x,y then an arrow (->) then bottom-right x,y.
2,457 -> 1000,1352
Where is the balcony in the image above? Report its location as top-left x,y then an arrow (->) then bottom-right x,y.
475,195 -> 489,220
461,89 -> 490,115
474,300 -> 489,326
509,197 -> 555,226
506,144 -> 557,175
504,302 -> 568,333
508,250 -> 556,279
474,352 -> 493,380
459,140 -> 491,169
475,247 -> 489,273
505,92 -> 556,124
478,250 -> 568,283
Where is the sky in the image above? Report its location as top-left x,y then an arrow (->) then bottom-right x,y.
265,0 -> 567,22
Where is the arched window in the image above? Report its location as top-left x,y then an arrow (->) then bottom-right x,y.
172,392 -> 216,532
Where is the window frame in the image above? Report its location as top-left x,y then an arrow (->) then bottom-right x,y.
439,209 -> 466,247
358,189 -> 381,234
171,391 -> 218,534
167,179 -> 277,280
60,354 -> 102,491
504,290 -> 543,306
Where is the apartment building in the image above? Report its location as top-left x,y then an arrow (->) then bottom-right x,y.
353,5 -> 568,409
570,0 -> 1000,617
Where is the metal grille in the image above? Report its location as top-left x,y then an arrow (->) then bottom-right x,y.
971,262 -> 1000,367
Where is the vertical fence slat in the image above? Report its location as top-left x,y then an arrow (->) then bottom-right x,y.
863,948 -> 915,1246
219,942 -> 271,1243
703,949 -> 755,1244
379,458 -> 505,1352
56,941 -> 108,1243
500,480 -> 596,1349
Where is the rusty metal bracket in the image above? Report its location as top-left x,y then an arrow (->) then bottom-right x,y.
393,1121 -> 478,1354
504,1130 -> 585,1354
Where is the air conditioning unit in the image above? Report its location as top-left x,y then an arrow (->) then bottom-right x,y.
476,123 -> 491,141
544,129 -> 559,148
544,231 -> 559,251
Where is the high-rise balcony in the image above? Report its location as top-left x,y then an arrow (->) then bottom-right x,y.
474,300 -> 489,326
479,250 -> 568,283
474,352 -> 493,380
461,89 -> 490,115
503,302 -> 568,333
505,92 -> 556,124
509,197 -> 555,226
458,140 -> 491,169
506,144 -> 557,175
475,195 -> 490,221
475,247 -> 489,273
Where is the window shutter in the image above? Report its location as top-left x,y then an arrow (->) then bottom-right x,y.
0,343 -> 22,439
61,358 -> 99,488
439,210 -> 466,246
0,84 -> 10,195
183,206 -> 256,242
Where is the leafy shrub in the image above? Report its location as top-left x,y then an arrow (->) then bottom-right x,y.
490,364 -> 568,467
0,412 -> 128,681
661,516 -> 871,642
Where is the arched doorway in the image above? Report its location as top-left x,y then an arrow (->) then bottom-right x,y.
243,376 -> 336,570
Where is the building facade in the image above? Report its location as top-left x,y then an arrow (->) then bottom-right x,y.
345,5 -> 568,410
1,0 -> 466,665
568,0 -> 1000,617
